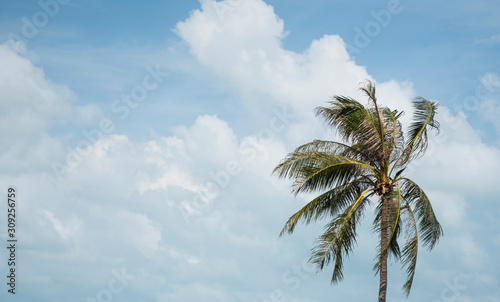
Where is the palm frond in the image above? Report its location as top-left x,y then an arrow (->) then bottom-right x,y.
315,96 -> 385,164
359,80 -> 377,106
310,189 -> 372,283
273,151 -> 373,195
382,108 -> 405,165
274,82 -> 441,299
394,98 -> 439,170
280,180 -> 369,236
359,81 -> 386,154
401,204 -> 419,296
294,139 -> 370,163
387,186 -> 402,259
400,178 -> 443,249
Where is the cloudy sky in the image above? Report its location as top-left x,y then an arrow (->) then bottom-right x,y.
0,0 -> 499,301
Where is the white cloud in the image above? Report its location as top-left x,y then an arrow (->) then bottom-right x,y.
0,44 -> 73,116
113,210 -> 162,257
428,191 -> 466,227
0,44 -> 71,173
42,209 -> 82,241
403,105 -> 500,196
456,235 -> 489,268
2,1 -> 500,301
174,0 -> 500,202
0,43 -> 104,175
171,2 -> 500,301
172,114 -> 239,166
176,0 -> 375,118
164,246 -> 201,265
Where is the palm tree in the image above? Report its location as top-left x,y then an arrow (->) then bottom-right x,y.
273,81 -> 443,301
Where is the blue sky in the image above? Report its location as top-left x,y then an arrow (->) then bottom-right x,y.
0,0 -> 499,301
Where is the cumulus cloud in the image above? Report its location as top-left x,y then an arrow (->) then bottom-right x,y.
0,44 -> 70,174
174,0 -> 500,198
174,0 -> 425,168
0,43 -> 106,175
406,105 -> 500,194
172,114 -> 239,166
172,1 -> 500,300
2,0 -> 500,301
176,0 -> 373,116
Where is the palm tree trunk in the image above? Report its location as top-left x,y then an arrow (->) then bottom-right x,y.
378,197 -> 388,302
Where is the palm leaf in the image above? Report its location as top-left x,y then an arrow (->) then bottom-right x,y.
382,108 -> 405,165
273,151 -> 373,195
315,96 -> 385,163
359,80 -> 386,153
310,189 -> 372,283
400,178 -> 443,249
274,82 -> 442,299
280,180 -> 368,236
400,203 -> 419,296
294,139 -> 370,163
393,98 -> 439,171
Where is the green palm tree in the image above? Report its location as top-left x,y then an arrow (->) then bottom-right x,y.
273,81 -> 443,301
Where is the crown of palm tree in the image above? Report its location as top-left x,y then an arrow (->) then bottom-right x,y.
273,81 -> 442,300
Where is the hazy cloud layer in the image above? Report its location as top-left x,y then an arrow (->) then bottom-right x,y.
0,0 -> 499,301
